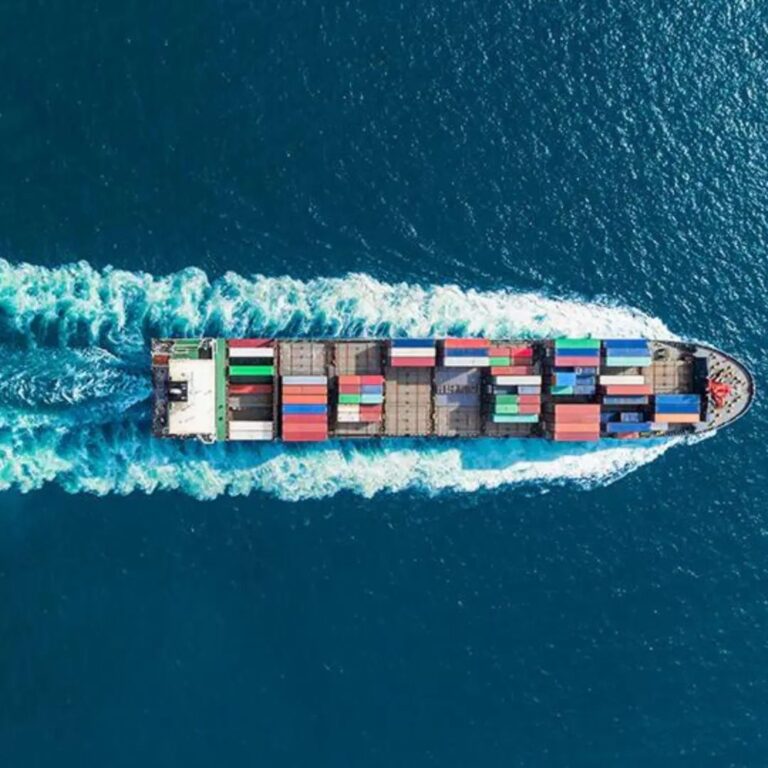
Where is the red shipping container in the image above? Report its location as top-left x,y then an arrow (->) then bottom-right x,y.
281,385 -> 327,395
616,432 -> 641,439
554,420 -> 600,431
360,375 -> 384,385
283,432 -> 328,442
338,375 -> 362,385
509,347 -> 534,358
443,338 -> 490,348
553,432 -> 600,442
339,384 -> 362,394
554,355 -> 601,366
390,358 -> 434,367
229,384 -> 272,395
359,406 -> 383,417
152,354 -> 170,365
282,395 -> 327,405
604,385 -> 653,395
283,421 -> 328,432
491,366 -> 534,375
228,338 -> 273,348
554,404 -> 600,414
282,414 -> 327,424
518,395 -> 541,405
518,403 -> 540,414
489,346 -> 511,357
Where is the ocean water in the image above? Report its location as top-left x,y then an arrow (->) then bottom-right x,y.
0,1 -> 766,766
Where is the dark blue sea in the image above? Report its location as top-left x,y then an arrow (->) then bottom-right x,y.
1,1 -> 766,765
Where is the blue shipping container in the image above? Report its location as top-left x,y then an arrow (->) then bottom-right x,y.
555,347 -> 600,357
391,339 -> 436,348
603,396 -> 649,405
620,412 -> 643,422
282,404 -> 328,415
361,384 -> 384,394
654,401 -> 700,414
575,367 -> 599,374
555,372 -> 577,386
574,385 -> 596,395
655,394 -> 700,404
444,347 -> 490,357
603,339 -> 650,349
606,421 -> 653,433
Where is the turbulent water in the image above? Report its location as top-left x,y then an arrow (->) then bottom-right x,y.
0,259 -> 684,499
1,1 -> 767,766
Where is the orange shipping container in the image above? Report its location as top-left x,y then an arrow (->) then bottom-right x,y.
282,385 -> 327,395
653,413 -> 699,424
282,395 -> 328,405
554,404 -> 601,415
604,385 -> 653,395
491,366 -> 534,375
554,421 -> 601,432
553,432 -> 600,442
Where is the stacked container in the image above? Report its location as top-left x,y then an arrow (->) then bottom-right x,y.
602,339 -> 652,368
553,338 -> 601,367
601,410 -> 656,438
281,375 -> 329,441
599,373 -> 652,399
546,404 -> 601,441
337,375 -> 385,423
490,348 -> 541,423
443,339 -> 491,367
228,339 -> 275,440
489,345 -> 534,374
551,339 -> 599,396
653,394 -> 701,424
389,339 -> 436,367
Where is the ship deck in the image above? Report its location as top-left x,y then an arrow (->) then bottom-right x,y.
151,337 -> 754,442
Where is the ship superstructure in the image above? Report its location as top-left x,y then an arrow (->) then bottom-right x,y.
151,338 -> 754,442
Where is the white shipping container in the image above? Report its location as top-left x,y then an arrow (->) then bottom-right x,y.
599,375 -> 645,385
494,375 -> 542,385
229,420 -> 274,431
443,357 -> 490,367
227,347 -> 274,358
336,414 -> 362,423
282,375 -> 328,385
389,347 -> 436,358
228,431 -> 274,441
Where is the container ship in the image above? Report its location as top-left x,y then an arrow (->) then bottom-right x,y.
150,338 -> 754,442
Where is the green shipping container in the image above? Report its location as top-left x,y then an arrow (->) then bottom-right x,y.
494,395 -> 520,405
229,365 -> 275,377
554,338 -> 601,349
339,394 -> 362,404
495,404 -> 520,414
489,357 -> 511,366
604,357 -> 652,367
492,414 -> 539,423
551,385 -> 575,395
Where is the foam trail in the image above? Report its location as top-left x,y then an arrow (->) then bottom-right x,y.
0,260 -> 676,352
0,259 -> 686,500
0,346 -> 150,428
0,424 -> 683,501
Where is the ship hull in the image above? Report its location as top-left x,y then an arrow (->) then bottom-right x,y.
151,338 -> 754,443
